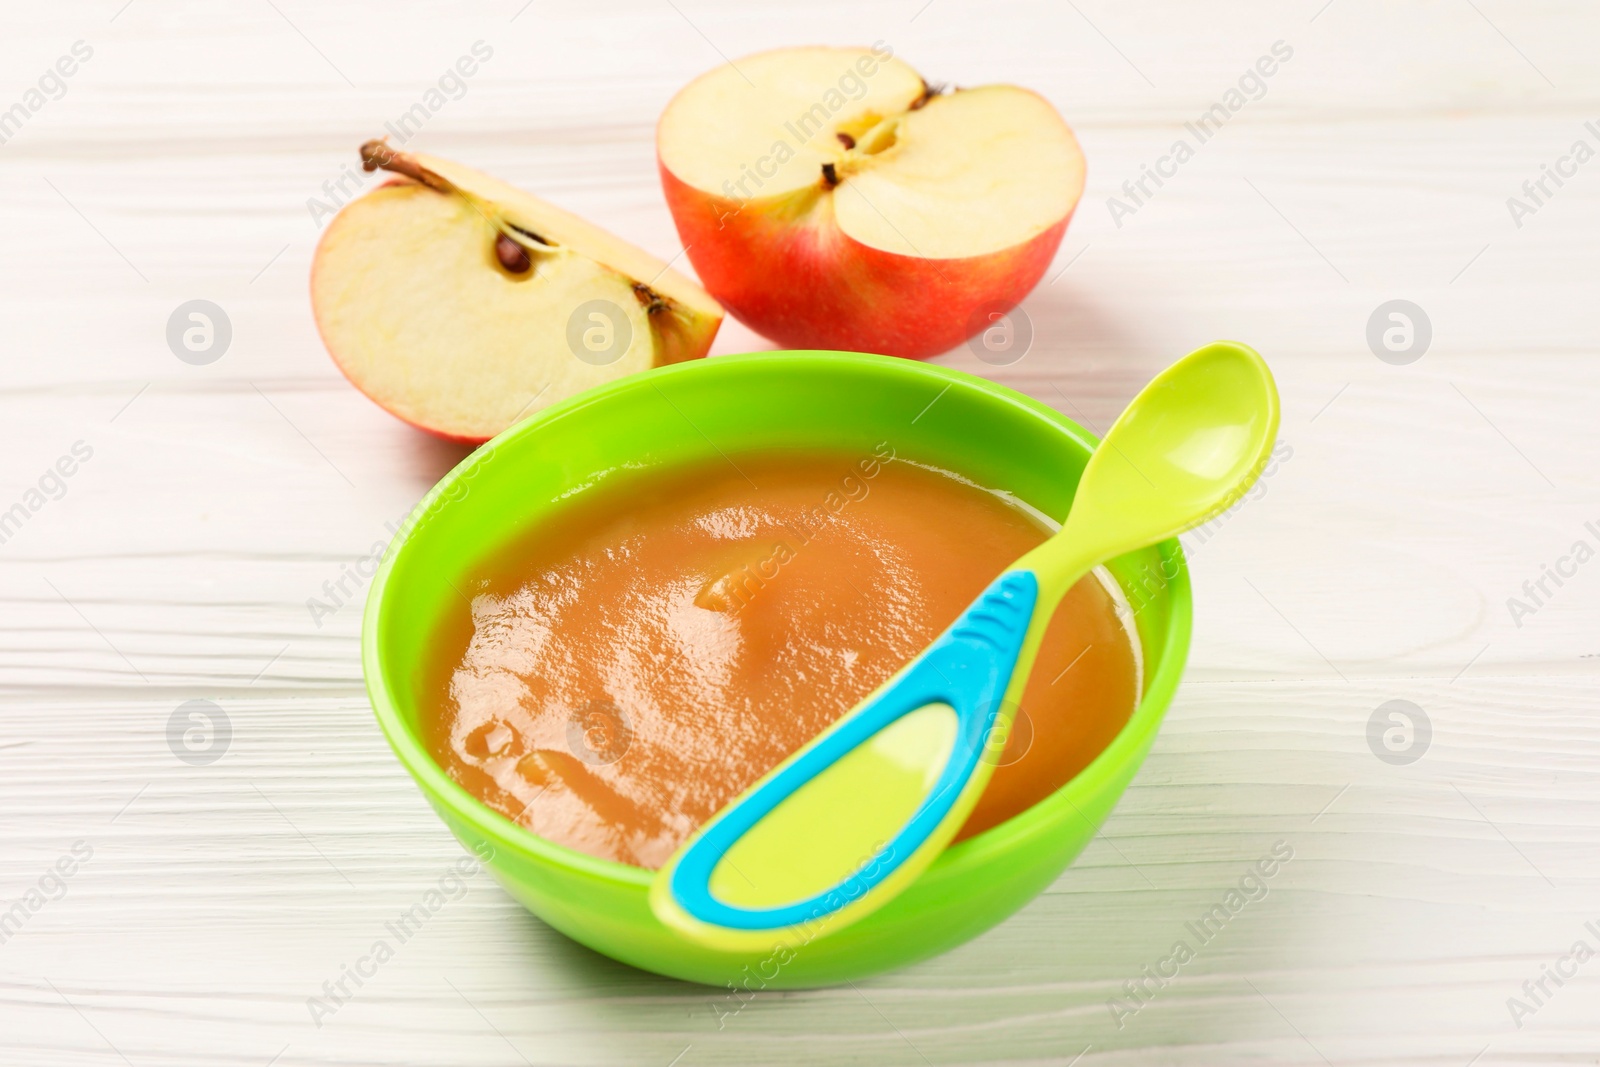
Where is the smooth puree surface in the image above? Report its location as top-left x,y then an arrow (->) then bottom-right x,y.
422,448 -> 1139,869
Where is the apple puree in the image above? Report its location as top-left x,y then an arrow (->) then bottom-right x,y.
422,448 -> 1139,869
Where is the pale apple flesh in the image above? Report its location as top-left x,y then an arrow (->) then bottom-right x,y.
312,144 -> 723,444
656,47 -> 1084,359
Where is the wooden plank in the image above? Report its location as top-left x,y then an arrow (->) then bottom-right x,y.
1,0 -> 1597,1062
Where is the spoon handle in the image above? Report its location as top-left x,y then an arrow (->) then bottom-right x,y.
650,340 -> 1280,955
649,466 -> 1137,952
652,567 -> 1051,950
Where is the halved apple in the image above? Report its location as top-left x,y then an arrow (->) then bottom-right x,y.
312,142 -> 724,444
657,46 -> 1085,359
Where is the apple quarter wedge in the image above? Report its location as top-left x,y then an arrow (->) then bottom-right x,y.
312,143 -> 724,444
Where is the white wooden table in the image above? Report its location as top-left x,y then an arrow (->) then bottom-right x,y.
3,1 -> 1597,1063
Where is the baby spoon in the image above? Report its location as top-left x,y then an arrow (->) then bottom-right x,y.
651,341 -> 1280,951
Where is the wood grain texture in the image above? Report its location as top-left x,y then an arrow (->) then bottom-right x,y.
2,1 -> 1598,1063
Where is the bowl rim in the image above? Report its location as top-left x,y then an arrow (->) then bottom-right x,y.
362,350 -> 1192,888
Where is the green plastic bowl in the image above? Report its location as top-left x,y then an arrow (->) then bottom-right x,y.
363,350 -> 1191,988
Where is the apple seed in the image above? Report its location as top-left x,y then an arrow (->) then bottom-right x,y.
495,232 -> 533,273
632,282 -> 668,315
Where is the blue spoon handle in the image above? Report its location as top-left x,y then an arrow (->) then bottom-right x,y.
658,569 -> 1041,938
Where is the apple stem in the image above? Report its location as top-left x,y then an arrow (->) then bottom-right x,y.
360,139 -> 454,195
360,139 -> 558,269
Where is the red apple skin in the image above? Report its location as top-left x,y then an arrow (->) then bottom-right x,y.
660,163 -> 1072,360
